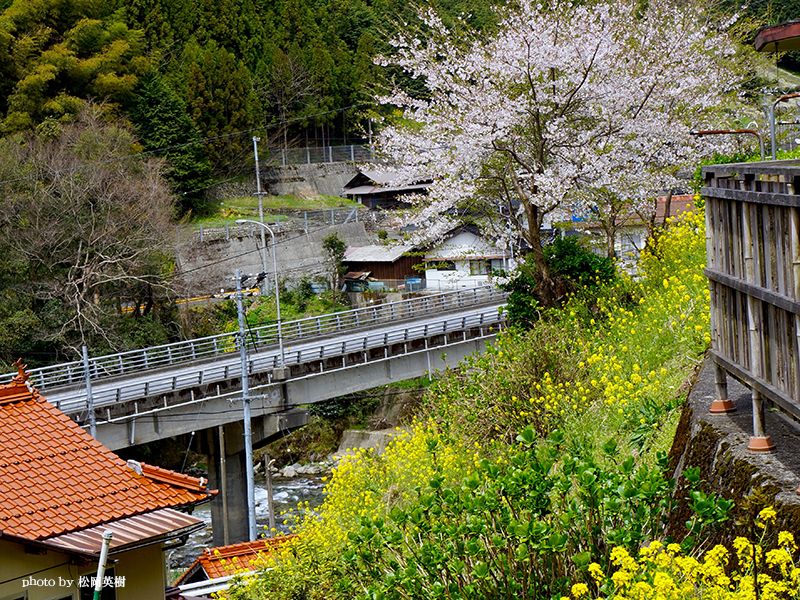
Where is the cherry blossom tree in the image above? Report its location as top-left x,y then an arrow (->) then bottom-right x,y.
374,0 -> 744,302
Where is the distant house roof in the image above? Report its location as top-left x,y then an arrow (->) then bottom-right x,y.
177,536 -> 298,584
342,170 -> 431,197
344,245 -> 415,263
755,20 -> 800,52
575,194 -> 695,229
0,361 -> 214,547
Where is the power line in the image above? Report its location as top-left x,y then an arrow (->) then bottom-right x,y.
0,103 -> 372,189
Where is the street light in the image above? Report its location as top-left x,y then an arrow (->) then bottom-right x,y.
252,137 -> 268,277
236,219 -> 286,371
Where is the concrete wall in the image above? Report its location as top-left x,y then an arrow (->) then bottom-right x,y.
175,222 -> 374,298
207,163 -> 358,201
0,539 -> 166,600
262,163 -> 358,198
114,545 -> 166,600
0,538 -> 77,600
667,357 -> 800,545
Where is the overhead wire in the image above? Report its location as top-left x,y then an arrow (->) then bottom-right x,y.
0,103 -> 372,189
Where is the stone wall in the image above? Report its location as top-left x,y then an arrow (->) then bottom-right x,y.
666,357 -> 800,545
174,222 -> 374,298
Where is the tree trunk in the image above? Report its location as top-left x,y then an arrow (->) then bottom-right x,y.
661,189 -> 673,227
526,203 -> 551,282
525,204 -> 558,308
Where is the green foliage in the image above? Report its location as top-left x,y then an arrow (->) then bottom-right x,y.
225,208 -> 723,600
308,394 -> 379,420
0,1 -> 148,132
340,432 -> 683,600
500,237 -> 617,328
546,237 -> 617,288
128,71 -> 212,214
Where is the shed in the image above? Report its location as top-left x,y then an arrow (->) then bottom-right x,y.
341,170 -> 431,210
343,245 -> 422,282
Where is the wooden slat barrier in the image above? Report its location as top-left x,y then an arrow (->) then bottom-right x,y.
703,159 -> 800,452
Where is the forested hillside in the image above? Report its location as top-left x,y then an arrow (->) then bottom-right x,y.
0,0 -> 501,210
0,0 -> 501,366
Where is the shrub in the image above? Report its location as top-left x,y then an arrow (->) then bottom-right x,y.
546,236 -> 616,288
500,236 -> 616,327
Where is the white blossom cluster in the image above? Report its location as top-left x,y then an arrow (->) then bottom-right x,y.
373,0 -> 744,251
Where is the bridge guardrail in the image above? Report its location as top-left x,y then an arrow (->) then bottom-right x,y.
6,286 -> 507,391
56,306 -> 505,417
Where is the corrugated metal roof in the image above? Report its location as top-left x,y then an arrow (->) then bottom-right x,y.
755,20 -> 800,52
344,245 -> 415,263
44,508 -> 205,554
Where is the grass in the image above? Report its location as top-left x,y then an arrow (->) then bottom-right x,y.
195,194 -> 359,224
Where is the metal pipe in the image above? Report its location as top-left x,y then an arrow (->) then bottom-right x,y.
218,425 -> 229,545
690,129 -> 765,161
83,345 -> 96,438
769,92 -> 800,158
236,269 -> 257,541
93,530 -> 113,600
265,455 -> 276,536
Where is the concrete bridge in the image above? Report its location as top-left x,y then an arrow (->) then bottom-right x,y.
12,287 -> 506,544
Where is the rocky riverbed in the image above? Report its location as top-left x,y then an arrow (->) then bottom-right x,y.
166,464 -> 331,574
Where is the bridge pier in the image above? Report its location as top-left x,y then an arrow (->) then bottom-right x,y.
205,423 -> 249,545
198,410 -> 310,545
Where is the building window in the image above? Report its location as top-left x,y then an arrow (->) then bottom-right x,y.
426,260 -> 455,271
469,260 -> 489,276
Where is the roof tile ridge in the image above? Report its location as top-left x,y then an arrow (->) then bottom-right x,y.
139,462 -> 209,493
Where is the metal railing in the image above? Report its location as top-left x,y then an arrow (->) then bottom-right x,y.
54,306 -> 505,417
263,144 -> 374,166
6,286 -> 507,392
704,159 -> 800,447
191,207 -> 365,241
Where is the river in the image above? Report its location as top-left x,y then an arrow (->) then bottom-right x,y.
166,472 -> 328,573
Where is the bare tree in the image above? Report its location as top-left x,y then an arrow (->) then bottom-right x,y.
255,49 -> 320,150
0,104 -> 176,352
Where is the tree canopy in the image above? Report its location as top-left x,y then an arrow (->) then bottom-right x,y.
0,105 -> 176,360
374,0 -> 745,304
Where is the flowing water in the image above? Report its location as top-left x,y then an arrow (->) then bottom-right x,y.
167,472 -> 328,573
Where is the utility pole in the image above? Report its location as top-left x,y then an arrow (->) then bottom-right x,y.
236,269 -> 257,541
83,345 -> 96,438
253,137 -> 269,288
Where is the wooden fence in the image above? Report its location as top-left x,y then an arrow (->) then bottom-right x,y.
703,159 -> 800,450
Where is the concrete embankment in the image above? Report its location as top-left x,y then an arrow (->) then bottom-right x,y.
667,356 -> 800,543
337,428 -> 409,455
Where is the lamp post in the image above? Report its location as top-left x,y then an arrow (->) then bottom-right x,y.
236,219 -> 286,371
252,137 -> 269,280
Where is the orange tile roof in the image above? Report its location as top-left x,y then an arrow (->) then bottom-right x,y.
178,536 -> 298,582
0,362 -> 215,541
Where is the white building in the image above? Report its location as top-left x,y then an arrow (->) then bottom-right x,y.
424,227 -> 516,290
